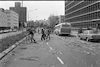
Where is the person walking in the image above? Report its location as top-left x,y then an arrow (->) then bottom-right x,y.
29,28 -> 36,43
41,28 -> 46,41
26,28 -> 31,41
46,29 -> 51,40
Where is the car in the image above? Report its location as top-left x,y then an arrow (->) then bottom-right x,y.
78,30 -> 100,41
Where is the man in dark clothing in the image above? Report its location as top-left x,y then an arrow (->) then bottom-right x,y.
41,28 -> 46,41
29,29 -> 36,43
46,29 -> 51,40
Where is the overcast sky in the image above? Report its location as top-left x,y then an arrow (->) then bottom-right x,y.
0,1 -> 64,21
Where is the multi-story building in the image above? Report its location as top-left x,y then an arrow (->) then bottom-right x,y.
65,1 -> 100,28
10,2 -> 27,28
59,15 -> 65,23
0,8 -> 8,30
5,10 -> 19,29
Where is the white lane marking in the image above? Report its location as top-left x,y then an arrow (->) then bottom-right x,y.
57,56 -> 64,64
47,42 -> 48,45
59,51 -> 63,55
46,42 -> 64,65
49,47 -> 53,50
14,58 -> 17,61
46,42 -> 53,51
46,42 -> 52,50
52,65 -> 55,67
83,50 -> 90,54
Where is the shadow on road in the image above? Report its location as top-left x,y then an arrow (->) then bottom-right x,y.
90,40 -> 100,43
59,34 -> 75,37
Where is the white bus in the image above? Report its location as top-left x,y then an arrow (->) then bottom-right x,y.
54,23 -> 71,35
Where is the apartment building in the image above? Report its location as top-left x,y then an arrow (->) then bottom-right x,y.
59,15 -> 65,23
5,10 -> 19,29
0,8 -> 8,30
10,2 -> 27,28
65,1 -> 100,28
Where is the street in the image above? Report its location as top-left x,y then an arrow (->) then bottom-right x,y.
0,33 -> 100,67
0,1 -> 100,67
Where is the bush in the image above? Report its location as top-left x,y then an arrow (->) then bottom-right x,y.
0,32 -> 27,53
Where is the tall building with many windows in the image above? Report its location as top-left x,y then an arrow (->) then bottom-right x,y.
5,10 -> 19,29
59,15 -> 65,23
0,8 -> 19,30
10,2 -> 27,28
65,1 -> 100,28
0,8 -> 8,28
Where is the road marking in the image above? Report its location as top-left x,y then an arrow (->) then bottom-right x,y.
47,42 -> 54,50
49,47 -> 53,50
52,65 -> 55,67
91,64 -> 93,67
47,42 -> 48,45
14,58 -> 17,61
46,42 -> 65,65
59,51 -> 63,55
57,56 -> 64,64
83,50 -> 90,54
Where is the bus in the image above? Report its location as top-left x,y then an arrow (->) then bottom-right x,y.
54,23 -> 71,35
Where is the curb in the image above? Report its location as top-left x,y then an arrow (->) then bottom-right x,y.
0,36 -> 27,60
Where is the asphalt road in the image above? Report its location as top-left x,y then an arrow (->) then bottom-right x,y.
0,33 -> 100,67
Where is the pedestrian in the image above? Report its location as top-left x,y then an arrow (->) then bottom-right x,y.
29,28 -> 36,43
26,28 -> 31,41
46,29 -> 51,40
41,28 -> 46,41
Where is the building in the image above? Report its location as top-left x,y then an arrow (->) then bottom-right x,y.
59,15 -> 65,23
10,2 -> 27,28
65,1 -> 100,28
0,8 -> 8,30
5,10 -> 19,29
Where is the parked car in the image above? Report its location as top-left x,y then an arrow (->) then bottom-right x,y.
78,30 -> 100,41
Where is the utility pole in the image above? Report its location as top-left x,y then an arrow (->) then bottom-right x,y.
22,0 -> 23,7
21,0 -> 25,28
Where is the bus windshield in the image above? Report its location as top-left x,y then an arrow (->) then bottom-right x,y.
54,23 -> 71,35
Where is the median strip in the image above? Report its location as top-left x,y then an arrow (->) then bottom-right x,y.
0,31 -> 27,60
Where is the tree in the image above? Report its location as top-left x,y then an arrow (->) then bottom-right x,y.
48,15 -> 59,29
27,21 -> 34,27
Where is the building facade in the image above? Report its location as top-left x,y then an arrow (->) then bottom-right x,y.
65,1 -> 100,28
59,15 -> 65,23
10,2 -> 27,28
5,10 -> 19,29
0,8 -> 10,30
0,8 -> 8,28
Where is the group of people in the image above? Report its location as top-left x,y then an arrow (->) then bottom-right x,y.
26,27 -> 51,43
41,28 -> 51,41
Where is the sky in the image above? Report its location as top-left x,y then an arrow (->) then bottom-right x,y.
0,1 -> 64,21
